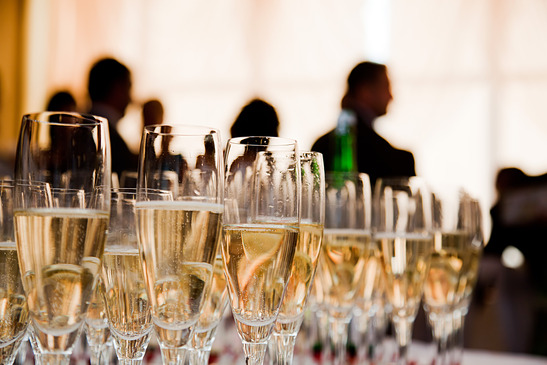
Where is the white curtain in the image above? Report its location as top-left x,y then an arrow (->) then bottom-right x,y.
31,0 -> 547,230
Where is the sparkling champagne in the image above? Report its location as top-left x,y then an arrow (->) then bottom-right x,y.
423,232 -> 469,313
136,201 -> 222,345
101,247 -> 151,339
317,229 -> 372,318
222,223 -> 298,342
0,242 -> 28,362
14,208 -> 108,345
275,222 -> 323,333
378,234 -> 433,319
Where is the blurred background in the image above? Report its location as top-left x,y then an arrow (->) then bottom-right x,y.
1,0 -> 547,356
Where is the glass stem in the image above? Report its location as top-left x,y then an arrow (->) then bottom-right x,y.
270,333 -> 297,365
329,318 -> 351,365
243,341 -> 267,365
188,348 -> 211,365
431,315 -> 451,365
354,311 -> 369,362
450,312 -> 465,365
314,310 -> 329,361
88,344 -> 105,365
160,345 -> 188,365
393,318 -> 413,365
37,353 -> 71,365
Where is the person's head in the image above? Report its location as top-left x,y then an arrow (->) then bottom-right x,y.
87,57 -> 132,117
142,99 -> 164,127
46,91 -> 77,112
230,98 -> 280,138
343,61 -> 392,117
495,167 -> 527,192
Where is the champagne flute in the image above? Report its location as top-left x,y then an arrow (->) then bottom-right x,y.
223,137 -> 300,365
85,277 -> 111,365
317,172 -> 372,365
269,151 -> 325,365
307,266 -> 329,362
0,181 -> 29,365
136,125 -> 224,365
13,112 -> 111,365
449,198 -> 483,365
102,188 -> 155,364
422,187 -> 479,365
185,248 -> 229,365
374,177 -> 433,365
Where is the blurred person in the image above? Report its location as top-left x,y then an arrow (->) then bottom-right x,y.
142,99 -> 164,128
230,98 -> 279,138
311,61 -> 415,186
87,57 -> 138,176
483,167 -> 547,354
46,90 -> 77,112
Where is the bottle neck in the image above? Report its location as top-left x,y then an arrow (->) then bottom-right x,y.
333,109 -> 358,173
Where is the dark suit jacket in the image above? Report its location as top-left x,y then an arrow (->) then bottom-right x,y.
311,119 -> 416,187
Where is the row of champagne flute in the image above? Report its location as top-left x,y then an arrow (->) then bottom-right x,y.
2,111 -> 484,365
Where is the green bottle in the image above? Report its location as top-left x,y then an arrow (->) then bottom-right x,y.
333,109 -> 358,173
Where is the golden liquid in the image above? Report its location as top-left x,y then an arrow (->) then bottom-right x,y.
379,234 -> 433,319
275,223 -> 323,333
317,229 -> 372,319
101,248 -> 151,339
222,224 -> 298,342
0,242 -> 28,362
14,209 -> 108,343
423,232 -> 482,315
136,201 -> 222,339
454,247 -> 482,309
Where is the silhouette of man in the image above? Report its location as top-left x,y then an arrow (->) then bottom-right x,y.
311,61 -> 416,186
87,57 -> 138,176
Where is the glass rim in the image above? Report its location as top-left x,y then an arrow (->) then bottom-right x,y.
23,112 -> 107,126
228,136 -> 297,147
300,151 -> 322,159
143,123 -> 220,136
